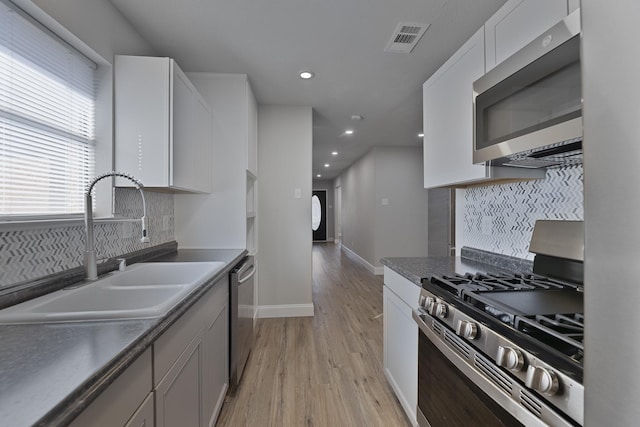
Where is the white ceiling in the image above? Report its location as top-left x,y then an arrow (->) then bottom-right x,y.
108,0 -> 506,180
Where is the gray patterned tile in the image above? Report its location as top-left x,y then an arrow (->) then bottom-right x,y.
464,165 -> 583,260
0,189 -> 175,288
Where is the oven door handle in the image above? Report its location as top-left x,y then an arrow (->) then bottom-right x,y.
412,309 -> 432,336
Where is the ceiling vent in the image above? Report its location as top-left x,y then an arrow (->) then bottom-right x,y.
384,22 -> 430,53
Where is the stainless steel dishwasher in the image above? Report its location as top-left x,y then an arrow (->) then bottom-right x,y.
229,255 -> 255,390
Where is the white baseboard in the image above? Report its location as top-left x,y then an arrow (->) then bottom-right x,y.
257,304 -> 315,318
312,238 -> 335,243
341,245 -> 384,275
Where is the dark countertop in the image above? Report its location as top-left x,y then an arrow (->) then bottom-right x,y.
380,247 -> 532,286
0,248 -> 247,427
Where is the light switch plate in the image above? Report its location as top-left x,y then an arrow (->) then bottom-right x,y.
294,188 -> 301,199
381,198 -> 389,206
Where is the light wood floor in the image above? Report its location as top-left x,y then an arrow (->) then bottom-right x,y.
216,242 -> 411,427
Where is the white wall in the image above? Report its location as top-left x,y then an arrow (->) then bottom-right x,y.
258,106 -> 313,318
31,0 -> 154,61
374,147 -> 429,262
582,1 -> 640,425
312,179 -> 335,241
338,150 -> 376,265
175,74 -> 252,249
338,147 -> 428,273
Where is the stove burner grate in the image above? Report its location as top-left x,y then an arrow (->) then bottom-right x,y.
428,272 -> 585,366
515,313 -> 584,363
430,272 -> 579,298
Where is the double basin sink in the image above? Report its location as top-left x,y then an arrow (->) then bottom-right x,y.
0,262 -> 225,324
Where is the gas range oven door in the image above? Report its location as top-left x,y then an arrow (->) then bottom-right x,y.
413,310 -> 578,427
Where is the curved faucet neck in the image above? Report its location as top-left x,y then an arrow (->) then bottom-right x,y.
84,171 -> 148,280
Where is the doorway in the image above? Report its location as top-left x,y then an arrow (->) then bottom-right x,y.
312,190 -> 327,241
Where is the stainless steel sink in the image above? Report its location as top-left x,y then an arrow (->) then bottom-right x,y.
0,262 -> 225,324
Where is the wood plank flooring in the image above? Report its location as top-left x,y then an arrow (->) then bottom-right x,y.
216,243 -> 411,427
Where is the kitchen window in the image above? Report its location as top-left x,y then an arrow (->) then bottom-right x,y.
0,0 -> 97,219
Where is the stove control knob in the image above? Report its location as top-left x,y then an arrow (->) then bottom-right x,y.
418,294 -> 427,308
496,346 -> 525,371
525,366 -> 560,396
435,302 -> 448,319
456,320 -> 478,340
423,296 -> 435,313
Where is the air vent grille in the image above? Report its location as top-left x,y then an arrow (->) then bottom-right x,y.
443,329 -> 471,360
473,354 -> 514,395
385,22 -> 430,53
431,320 -> 443,335
394,34 -> 417,44
520,390 -> 543,418
400,25 -> 422,34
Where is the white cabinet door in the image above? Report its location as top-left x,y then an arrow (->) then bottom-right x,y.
115,56 -> 171,187
203,303 -> 228,427
485,0 -> 569,71
172,65 -> 211,193
124,393 -> 154,427
383,267 -> 419,427
156,332 -> 204,427
423,28 -> 487,189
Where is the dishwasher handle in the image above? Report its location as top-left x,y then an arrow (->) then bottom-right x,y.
238,265 -> 255,284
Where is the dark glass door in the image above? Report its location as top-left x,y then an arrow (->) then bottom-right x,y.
418,331 -> 524,427
312,190 -> 326,241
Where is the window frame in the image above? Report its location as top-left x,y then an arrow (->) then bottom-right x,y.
0,0 -> 114,225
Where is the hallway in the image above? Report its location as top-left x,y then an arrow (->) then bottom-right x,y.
216,243 -> 410,426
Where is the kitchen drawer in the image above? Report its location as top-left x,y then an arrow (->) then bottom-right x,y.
383,266 -> 420,307
69,349 -> 152,427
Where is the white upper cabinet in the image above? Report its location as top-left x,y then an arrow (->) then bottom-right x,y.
174,74 -> 258,252
422,0 -> 569,188
423,28 -> 487,189
485,0 -> 571,71
115,56 -> 212,193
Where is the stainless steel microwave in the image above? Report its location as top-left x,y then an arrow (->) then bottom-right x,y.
473,10 -> 582,168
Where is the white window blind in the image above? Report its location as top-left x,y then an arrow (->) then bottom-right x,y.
0,0 -> 96,218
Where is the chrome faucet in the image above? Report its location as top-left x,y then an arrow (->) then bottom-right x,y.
84,171 -> 150,280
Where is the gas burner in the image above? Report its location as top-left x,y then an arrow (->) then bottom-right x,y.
515,313 -> 584,363
426,271 -> 585,369
431,272 -> 580,297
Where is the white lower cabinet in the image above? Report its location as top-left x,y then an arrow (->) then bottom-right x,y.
156,333 -> 205,427
203,303 -> 229,427
154,275 -> 229,427
70,275 -> 229,427
383,267 -> 420,427
69,349 -> 153,427
124,392 -> 154,427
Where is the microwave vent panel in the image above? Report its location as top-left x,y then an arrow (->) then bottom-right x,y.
384,22 -> 430,53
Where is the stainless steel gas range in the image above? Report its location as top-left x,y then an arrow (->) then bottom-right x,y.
413,221 -> 584,427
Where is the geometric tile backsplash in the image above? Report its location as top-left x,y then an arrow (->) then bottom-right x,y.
0,188 -> 174,289
464,165 -> 583,260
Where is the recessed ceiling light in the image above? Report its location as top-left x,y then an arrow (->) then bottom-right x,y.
324,163 -> 330,168
345,129 -> 354,135
331,151 -> 338,156
316,174 -> 321,178
299,71 -> 314,79
418,133 -> 424,138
